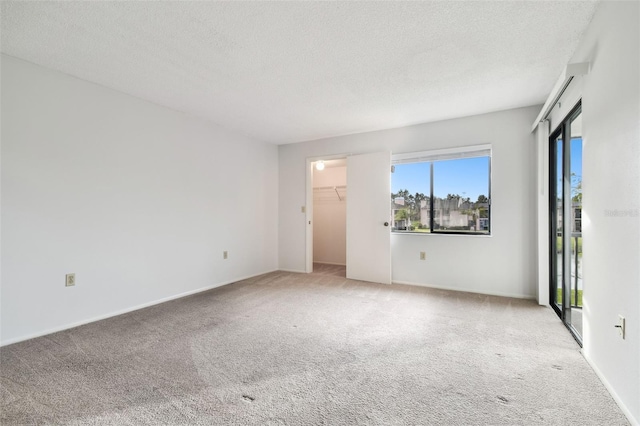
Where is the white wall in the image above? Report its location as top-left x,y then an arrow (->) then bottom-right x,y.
567,2 -> 639,423
280,106 -> 539,298
533,121 -> 549,306
0,55 -> 279,346
312,166 -> 346,265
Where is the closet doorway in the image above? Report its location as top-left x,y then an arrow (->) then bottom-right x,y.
310,158 -> 347,276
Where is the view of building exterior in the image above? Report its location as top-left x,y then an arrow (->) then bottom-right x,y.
391,196 -> 489,232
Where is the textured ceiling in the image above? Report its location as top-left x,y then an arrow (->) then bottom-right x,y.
1,1 -> 598,144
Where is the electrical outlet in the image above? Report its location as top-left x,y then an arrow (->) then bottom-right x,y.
616,315 -> 626,339
301,206 -> 306,213
223,251 -> 228,260
420,251 -> 426,260
65,273 -> 76,287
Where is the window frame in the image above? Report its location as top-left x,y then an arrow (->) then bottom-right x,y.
391,144 -> 492,236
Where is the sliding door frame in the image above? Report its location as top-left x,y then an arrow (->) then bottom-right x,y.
549,100 -> 582,345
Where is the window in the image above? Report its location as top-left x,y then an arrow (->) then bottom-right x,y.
391,145 -> 491,235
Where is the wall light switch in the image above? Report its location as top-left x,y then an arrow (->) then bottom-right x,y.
223,251 -> 228,260
420,252 -> 426,260
301,206 -> 306,213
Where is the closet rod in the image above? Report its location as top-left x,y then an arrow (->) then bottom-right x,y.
313,185 -> 347,190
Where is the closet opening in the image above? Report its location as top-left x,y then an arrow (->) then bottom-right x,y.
309,158 -> 347,277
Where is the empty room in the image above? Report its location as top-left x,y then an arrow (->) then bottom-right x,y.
1,1 -> 638,425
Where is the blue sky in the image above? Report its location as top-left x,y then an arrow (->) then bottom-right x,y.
571,138 -> 583,178
556,137 -> 583,194
393,138 -> 582,202
392,157 -> 489,201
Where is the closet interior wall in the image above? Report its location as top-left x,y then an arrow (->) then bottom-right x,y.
312,165 -> 347,266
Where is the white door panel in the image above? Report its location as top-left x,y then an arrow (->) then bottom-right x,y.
346,152 -> 391,284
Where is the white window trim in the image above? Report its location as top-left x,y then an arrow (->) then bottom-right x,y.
392,143 -> 492,164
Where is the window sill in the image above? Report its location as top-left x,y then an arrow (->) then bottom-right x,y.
391,232 -> 492,237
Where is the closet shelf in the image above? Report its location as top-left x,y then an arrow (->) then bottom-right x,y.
313,185 -> 347,190
313,185 -> 346,201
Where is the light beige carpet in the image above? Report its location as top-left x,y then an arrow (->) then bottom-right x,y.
0,270 -> 629,425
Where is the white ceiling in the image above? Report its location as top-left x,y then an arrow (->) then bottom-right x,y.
1,1 -> 598,144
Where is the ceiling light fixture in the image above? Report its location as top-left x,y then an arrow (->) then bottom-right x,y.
315,161 -> 325,171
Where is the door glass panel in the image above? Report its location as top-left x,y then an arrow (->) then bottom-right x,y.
549,104 -> 583,345
570,112 -> 583,337
554,136 -> 564,310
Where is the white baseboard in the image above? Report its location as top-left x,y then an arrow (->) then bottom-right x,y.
278,268 -> 307,274
1,269 -> 278,347
392,280 -> 535,300
583,352 -> 639,426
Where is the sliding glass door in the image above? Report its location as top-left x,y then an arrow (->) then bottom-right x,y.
550,102 -> 583,343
